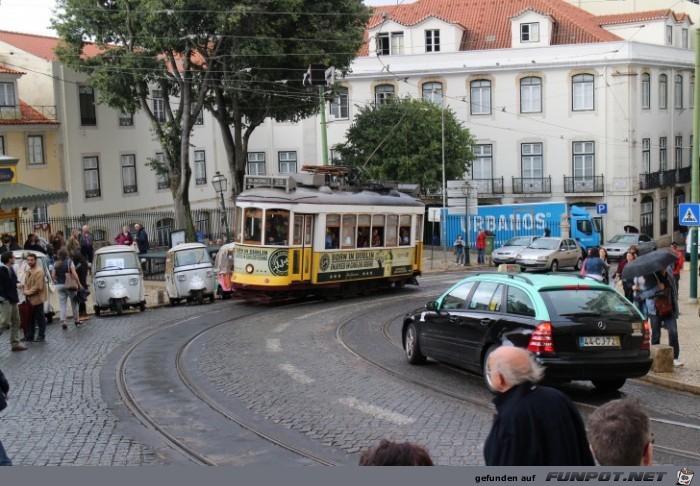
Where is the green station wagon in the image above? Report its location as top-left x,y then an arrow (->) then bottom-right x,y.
403,273 -> 652,391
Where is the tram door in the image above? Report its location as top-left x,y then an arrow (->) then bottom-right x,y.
290,214 -> 313,282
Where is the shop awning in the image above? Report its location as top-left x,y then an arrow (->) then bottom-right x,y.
0,182 -> 68,212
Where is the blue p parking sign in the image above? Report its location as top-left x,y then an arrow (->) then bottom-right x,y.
596,203 -> 607,215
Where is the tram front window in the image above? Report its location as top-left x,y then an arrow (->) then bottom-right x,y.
244,208 -> 262,245
265,209 -> 289,245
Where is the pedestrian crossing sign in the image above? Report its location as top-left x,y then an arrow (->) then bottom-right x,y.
679,203 -> 700,226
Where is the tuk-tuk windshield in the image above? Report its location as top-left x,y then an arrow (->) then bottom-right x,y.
95,252 -> 140,270
174,248 -> 211,266
214,248 -> 234,271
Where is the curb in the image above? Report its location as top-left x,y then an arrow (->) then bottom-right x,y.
638,374 -> 700,396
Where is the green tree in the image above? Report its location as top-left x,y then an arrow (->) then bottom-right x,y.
334,97 -> 475,192
53,0 -> 229,241
206,0 -> 370,194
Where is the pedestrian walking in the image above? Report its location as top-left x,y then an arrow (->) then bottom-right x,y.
0,367 -> 13,466
0,252 -> 27,351
670,242 -> 684,294
588,398 -> 653,466
72,252 -> 90,321
634,267 -> 682,367
359,439 -> 434,466
476,229 -> 487,264
21,253 -> 48,343
80,225 -> 94,265
453,235 -> 466,265
483,347 -> 594,466
615,245 -> 638,302
134,224 -> 149,254
51,249 -> 82,330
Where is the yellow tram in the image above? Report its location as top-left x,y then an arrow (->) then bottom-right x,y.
230,174 -> 424,300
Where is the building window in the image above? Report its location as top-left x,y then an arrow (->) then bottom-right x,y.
659,137 -> 667,171
152,89 -> 165,122
278,151 -> 297,174
521,143 -> 543,178
376,32 -> 404,56
660,197 -> 668,236
573,141 -> 595,177
691,135 -> 694,168
640,196 -> 654,237
691,75 -> 695,109
642,138 -> 651,173
422,82 -> 443,105
330,149 -> 343,165
118,111 -> 133,126
32,204 -> 48,224
572,74 -> 594,111
156,218 -> 174,246
675,75 -> 683,109
27,135 -> 44,165
155,152 -> 170,190
194,150 -> 207,185
0,82 -> 15,106
425,29 -> 440,52
78,85 -> 96,126
329,87 -> 349,119
375,84 -> 395,106
194,110 -> 204,125
195,211 -> 210,240
520,23 -> 539,42
641,73 -> 650,110
520,76 -> 542,113
659,74 -> 668,109
246,152 -> 266,175
683,28 -> 689,48
0,135 -> 4,155
675,136 -> 683,169
472,144 -> 493,179
674,189 -> 686,232
83,155 -> 101,198
666,25 -> 673,45
121,154 -> 137,194
470,79 -> 491,115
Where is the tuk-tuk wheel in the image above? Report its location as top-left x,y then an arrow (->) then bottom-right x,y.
196,290 -> 204,305
139,302 -> 146,312
115,300 -> 123,316
169,298 -> 179,306
94,306 -> 101,317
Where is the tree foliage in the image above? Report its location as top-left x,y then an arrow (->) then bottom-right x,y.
334,97 -> 475,192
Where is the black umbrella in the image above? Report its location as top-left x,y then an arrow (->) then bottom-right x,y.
621,249 -> 678,280
624,225 -> 639,233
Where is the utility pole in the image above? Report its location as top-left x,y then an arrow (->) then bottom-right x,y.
689,29 -> 700,302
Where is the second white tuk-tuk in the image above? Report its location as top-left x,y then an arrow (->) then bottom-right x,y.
92,245 -> 146,316
165,243 -> 216,305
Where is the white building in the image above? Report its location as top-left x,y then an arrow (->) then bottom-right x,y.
0,0 -> 696,244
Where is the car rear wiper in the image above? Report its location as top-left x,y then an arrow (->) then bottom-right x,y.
558,312 -> 602,318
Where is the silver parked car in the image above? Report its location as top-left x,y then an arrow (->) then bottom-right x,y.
516,237 -> 584,272
491,235 -> 538,266
603,233 -> 656,261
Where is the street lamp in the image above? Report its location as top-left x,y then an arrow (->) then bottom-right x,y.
212,171 -> 230,242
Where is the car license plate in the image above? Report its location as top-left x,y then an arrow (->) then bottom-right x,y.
579,336 -> 620,347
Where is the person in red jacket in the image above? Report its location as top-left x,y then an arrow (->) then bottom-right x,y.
476,229 -> 487,264
671,241 -> 684,294
114,226 -> 134,246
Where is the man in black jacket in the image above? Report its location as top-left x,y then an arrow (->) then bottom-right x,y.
0,252 -> 27,351
483,347 -> 594,466
0,367 -> 13,465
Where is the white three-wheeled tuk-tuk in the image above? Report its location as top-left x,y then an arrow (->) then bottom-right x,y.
92,245 -> 146,316
165,243 -> 216,305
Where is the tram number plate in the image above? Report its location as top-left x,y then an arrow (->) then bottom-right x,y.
579,336 -> 620,347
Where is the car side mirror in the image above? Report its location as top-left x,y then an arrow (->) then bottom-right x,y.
426,301 -> 439,311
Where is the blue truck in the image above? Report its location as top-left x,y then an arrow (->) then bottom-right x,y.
442,202 -> 601,255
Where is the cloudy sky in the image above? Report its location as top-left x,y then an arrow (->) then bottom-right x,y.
0,0 -> 416,36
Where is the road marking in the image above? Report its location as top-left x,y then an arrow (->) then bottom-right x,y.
337,397 -> 415,426
278,364 -> 314,384
266,338 -> 282,352
274,322 -> 290,333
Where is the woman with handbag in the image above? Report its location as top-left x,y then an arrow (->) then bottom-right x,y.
51,248 -> 83,329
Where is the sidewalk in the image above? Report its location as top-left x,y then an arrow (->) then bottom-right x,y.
420,246 -> 700,395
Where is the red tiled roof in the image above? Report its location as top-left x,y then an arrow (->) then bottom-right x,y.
0,30 -> 103,61
597,9 -> 692,26
0,64 -> 25,75
360,0 -> 622,55
0,101 -> 59,125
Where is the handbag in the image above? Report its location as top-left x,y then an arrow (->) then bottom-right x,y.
64,262 -> 79,291
653,294 -> 673,317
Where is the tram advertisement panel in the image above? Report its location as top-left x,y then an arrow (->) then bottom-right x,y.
234,246 -> 289,277
316,248 -> 414,282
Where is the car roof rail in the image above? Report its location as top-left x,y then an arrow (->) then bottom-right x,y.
473,271 -> 533,285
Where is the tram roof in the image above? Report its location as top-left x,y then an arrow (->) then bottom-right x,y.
236,186 -> 425,208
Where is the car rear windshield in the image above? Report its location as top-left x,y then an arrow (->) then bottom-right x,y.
528,239 -> 558,250
608,235 -> 637,244
540,288 -> 641,320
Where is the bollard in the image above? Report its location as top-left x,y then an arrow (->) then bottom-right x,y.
650,344 -> 674,373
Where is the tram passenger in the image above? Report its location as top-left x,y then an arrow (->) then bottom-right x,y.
400,229 -> 410,245
371,229 -> 382,247
357,228 -> 369,248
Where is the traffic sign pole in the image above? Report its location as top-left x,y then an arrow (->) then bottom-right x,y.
690,28 -> 700,302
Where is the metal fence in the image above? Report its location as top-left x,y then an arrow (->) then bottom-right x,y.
20,207 -> 235,251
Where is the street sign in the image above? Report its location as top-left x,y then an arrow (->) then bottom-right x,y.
596,203 -> 607,215
679,203 -> 700,226
428,207 -> 442,223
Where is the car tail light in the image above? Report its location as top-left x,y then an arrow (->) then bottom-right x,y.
527,322 -> 555,354
641,320 -> 651,350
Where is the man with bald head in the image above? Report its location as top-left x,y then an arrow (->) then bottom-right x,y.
483,346 -> 594,466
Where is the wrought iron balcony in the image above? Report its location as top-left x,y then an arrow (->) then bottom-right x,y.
639,167 -> 691,190
471,177 -> 504,197
563,175 -> 604,193
512,176 -> 551,194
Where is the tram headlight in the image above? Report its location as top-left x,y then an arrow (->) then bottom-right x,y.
245,264 -> 254,274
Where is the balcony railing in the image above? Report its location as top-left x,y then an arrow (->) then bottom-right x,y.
563,175 -> 604,193
512,176 -> 551,194
471,177 -> 504,197
639,167 -> 691,190
0,104 -> 57,120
